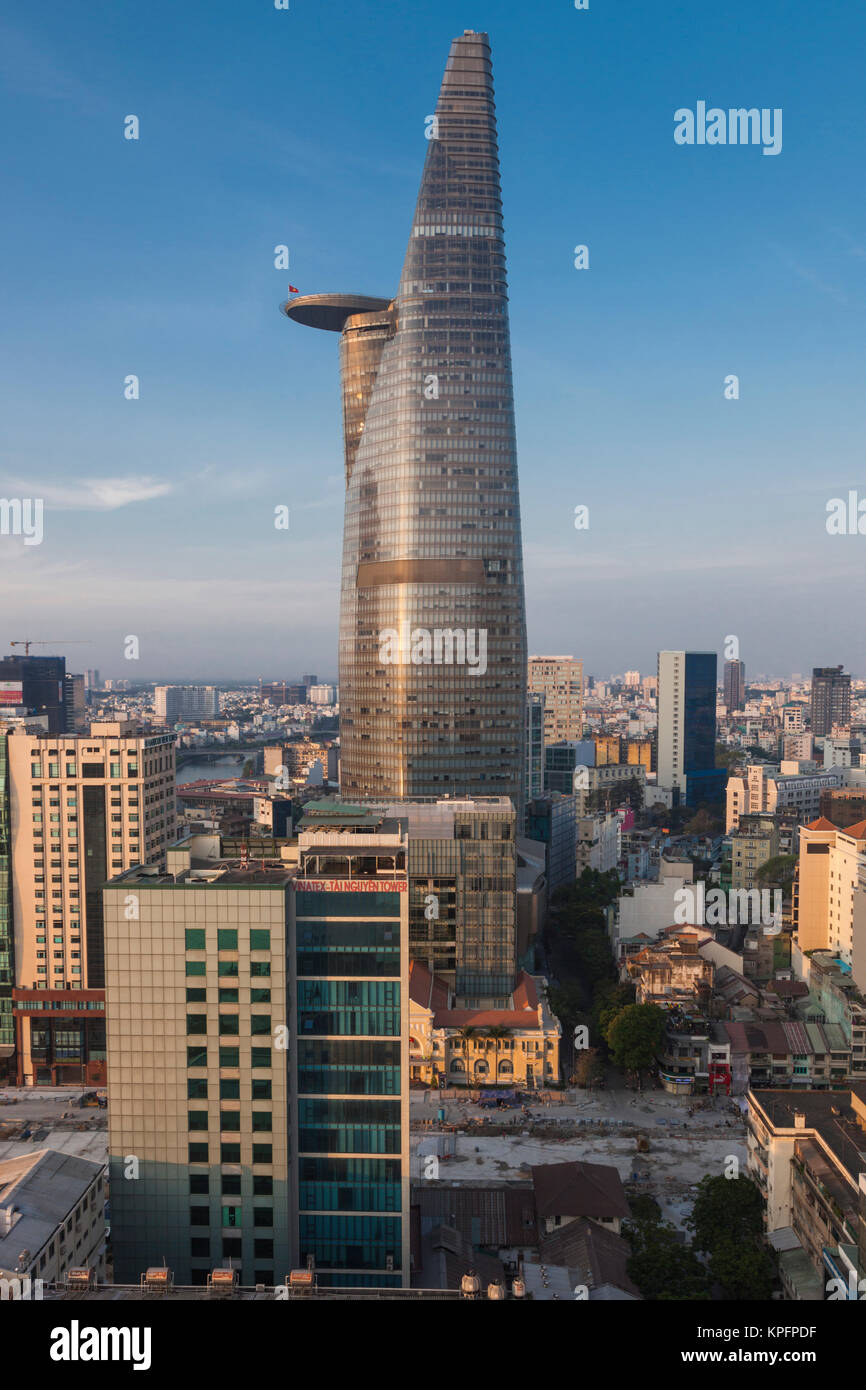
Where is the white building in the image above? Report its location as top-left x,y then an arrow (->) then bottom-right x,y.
0,1149 -> 105,1290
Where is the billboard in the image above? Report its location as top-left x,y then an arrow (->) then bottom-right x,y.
0,682 -> 24,706
294,879 -> 406,893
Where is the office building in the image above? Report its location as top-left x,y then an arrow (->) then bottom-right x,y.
7,721 -> 176,1084
293,808 -> 410,1286
525,794 -> 577,896
723,658 -> 745,713
104,840 -> 291,1286
528,657 -> 584,746
154,686 -> 221,723
260,681 -> 307,706
525,694 -> 545,805
63,675 -> 87,734
811,665 -> 851,736
84,670 -> 100,692
657,651 -> 722,806
284,33 -> 527,806
301,796 -> 516,1008
0,655 -> 66,734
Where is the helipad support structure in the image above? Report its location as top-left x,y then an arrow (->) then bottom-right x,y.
282,32 -> 527,839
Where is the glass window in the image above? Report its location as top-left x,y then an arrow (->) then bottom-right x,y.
187,1046 -> 207,1068
219,1047 -> 240,1068
252,1079 -> 272,1101
217,929 -> 238,950
187,1079 -> 208,1099
250,930 -> 270,950
188,1110 -> 208,1131
219,1079 -> 240,1100
185,929 -> 206,950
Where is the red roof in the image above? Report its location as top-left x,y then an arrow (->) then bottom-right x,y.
408,961 -> 450,1012
433,1010 -> 540,1029
804,816 -> 838,832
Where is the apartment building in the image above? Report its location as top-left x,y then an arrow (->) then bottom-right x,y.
747,1085 -> 866,1300
7,721 -> 176,1084
726,764 -> 844,833
793,817 -> 866,974
0,1150 -> 105,1289
154,686 -> 220,723
527,656 -> 584,745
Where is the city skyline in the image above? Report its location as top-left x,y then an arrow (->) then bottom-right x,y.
3,1 -> 866,678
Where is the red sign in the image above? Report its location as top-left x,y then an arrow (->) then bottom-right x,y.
0,682 -> 23,705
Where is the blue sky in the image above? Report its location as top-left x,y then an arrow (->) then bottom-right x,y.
1,0 -> 865,682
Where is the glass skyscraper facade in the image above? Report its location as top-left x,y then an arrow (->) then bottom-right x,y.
283,31 -> 527,806
292,810 -> 410,1287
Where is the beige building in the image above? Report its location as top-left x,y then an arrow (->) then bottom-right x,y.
103,837 -> 291,1287
528,656 -> 584,745
793,816 -> 866,973
409,962 -> 561,1088
7,721 -> 176,1085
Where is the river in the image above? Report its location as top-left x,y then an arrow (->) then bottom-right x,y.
175,753 -> 252,785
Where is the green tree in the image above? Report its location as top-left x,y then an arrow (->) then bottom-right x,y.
687,1174 -> 775,1299
756,855 -> 796,892
605,1003 -> 667,1072
624,1203 -> 710,1300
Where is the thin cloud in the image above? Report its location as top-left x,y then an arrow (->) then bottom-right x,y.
5,477 -> 174,511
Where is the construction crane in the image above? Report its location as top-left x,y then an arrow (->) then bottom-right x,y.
10,640 -> 93,656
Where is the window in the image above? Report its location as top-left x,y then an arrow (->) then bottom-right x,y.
219,989 -> 239,1004
190,1175 -> 209,1194
188,1079 -> 208,1099
220,1144 -> 241,1164
190,1238 -> 210,1257
253,1208 -> 273,1227
250,989 -> 271,1004
186,988 -> 207,1003
253,1176 -> 273,1196
221,1206 -> 242,1228
220,1079 -> 240,1100
188,1111 -> 208,1131
189,1143 -> 209,1163
252,1144 -> 271,1164
250,1015 -> 271,1036
250,930 -> 270,950
185,929 -> 206,950
190,1207 -> 210,1226
219,1048 -> 240,1068
251,1112 -> 272,1132
219,1015 -> 239,1036
187,1046 -> 207,1068
217,929 -> 238,950
254,1239 -> 273,1258
221,1111 -> 241,1131
187,1015 -> 207,1035
250,961 -> 270,978
186,961 -> 206,977
218,960 -> 238,977
221,1175 -> 241,1196
251,1048 -> 271,1069
252,1079 -> 272,1101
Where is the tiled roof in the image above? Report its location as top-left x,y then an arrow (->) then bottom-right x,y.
531,1160 -> 629,1222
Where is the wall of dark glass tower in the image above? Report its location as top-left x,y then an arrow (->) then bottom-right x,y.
291,833 -> 410,1288
683,652 -> 723,805
283,31 -> 527,807
0,655 -> 66,733
811,666 -> 851,737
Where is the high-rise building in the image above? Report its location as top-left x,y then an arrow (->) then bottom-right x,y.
293,809 -> 410,1286
283,32 -> 527,806
0,734 -> 13,1080
308,685 -> 336,706
657,651 -> 722,806
624,670 -> 641,689
7,721 -> 176,1084
104,839 -> 292,1285
525,694 -> 545,805
794,817 -> 866,977
105,820 -> 411,1289
84,669 -> 100,691
723,658 -> 745,713
527,657 -> 584,747
811,666 -> 851,736
300,796 -> 516,1007
63,674 -> 87,733
154,686 -> 220,723
0,655 -> 66,734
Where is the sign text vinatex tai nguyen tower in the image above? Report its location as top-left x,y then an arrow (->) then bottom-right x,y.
283,32 -> 527,805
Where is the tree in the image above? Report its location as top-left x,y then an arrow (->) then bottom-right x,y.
756,855 -> 796,892
573,1046 -> 604,1088
687,1173 -> 775,1300
623,1202 -> 710,1300
241,758 -> 255,778
605,1003 -> 667,1073
485,1025 -> 510,1082
457,1026 -> 477,1088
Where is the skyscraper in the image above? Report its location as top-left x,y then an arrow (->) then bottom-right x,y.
0,654 -> 66,734
283,32 -> 527,806
657,651 -> 722,807
723,658 -> 745,713
811,665 -> 851,736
